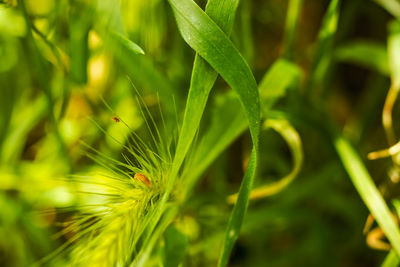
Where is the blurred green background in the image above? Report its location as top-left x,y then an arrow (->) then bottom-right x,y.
0,0 -> 399,266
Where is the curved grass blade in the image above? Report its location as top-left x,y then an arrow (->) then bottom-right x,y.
185,57 -> 301,194
228,118 -> 303,203
334,136 -> 400,255
183,60 -> 302,259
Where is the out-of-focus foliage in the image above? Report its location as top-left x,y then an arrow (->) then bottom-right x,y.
1,0 -> 400,266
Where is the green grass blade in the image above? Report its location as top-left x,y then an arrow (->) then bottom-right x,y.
94,0 -> 180,113
1,95 -> 47,163
103,31 -> 179,113
19,0 -> 68,164
228,118 -> 303,202
259,59 -> 301,111
133,207 -> 179,267
388,20 -> 400,89
170,0 -> 241,175
236,0 -> 254,63
306,0 -> 340,94
141,0 -> 245,263
283,0 -> 303,60
110,31 -> 145,55
374,0 -> 400,19
218,149 -> 257,267
167,1 -> 261,265
334,136 -> 400,254
69,6 -> 91,84
382,250 -> 400,267
168,0 -> 260,148
186,58 -> 301,192
335,41 -> 389,75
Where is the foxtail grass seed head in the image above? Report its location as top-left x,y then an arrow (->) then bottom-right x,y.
44,95 -> 184,266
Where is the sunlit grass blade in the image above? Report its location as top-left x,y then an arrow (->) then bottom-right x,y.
382,250 -> 400,267
388,21 -> 400,89
374,0 -> 400,19
373,20 -> 400,147
334,136 -> 400,254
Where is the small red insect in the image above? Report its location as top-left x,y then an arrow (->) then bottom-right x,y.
113,116 -> 120,123
134,173 -> 152,188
